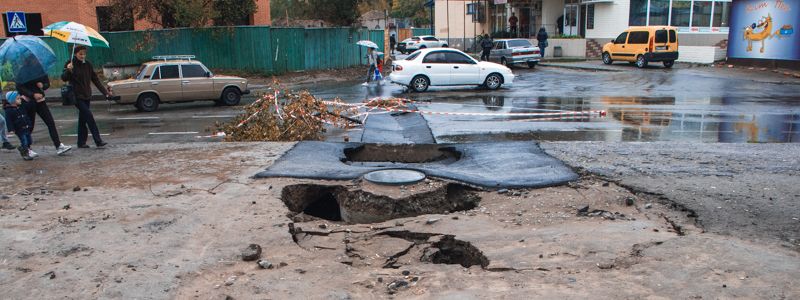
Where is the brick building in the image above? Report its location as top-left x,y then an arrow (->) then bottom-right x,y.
1,0 -> 271,38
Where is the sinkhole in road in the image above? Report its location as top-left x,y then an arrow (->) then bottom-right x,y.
280,182 -> 480,224
342,144 -> 462,165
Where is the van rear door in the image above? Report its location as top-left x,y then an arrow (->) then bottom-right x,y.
654,29 -> 669,52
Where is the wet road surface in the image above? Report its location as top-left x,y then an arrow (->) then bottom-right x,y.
20,64 -> 800,147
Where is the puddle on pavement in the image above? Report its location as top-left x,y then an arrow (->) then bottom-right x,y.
419,95 -> 800,143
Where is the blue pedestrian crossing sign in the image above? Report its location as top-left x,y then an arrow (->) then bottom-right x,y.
6,12 -> 27,33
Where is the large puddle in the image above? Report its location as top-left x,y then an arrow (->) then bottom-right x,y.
413,95 -> 800,143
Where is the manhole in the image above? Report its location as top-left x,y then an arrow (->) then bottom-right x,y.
363,169 -> 426,185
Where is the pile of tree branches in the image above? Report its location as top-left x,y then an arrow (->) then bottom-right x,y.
216,83 -> 357,141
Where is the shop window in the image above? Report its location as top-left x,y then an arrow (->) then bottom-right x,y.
629,0 -> 648,26
586,4 -> 595,29
649,0 -> 670,25
692,1 -> 713,27
712,1 -> 731,27
628,31 -> 649,44
670,0 -> 692,27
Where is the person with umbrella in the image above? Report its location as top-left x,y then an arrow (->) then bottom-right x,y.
61,45 -> 111,148
44,21 -> 111,149
356,40 -> 380,87
17,56 -> 72,155
0,35 -> 71,156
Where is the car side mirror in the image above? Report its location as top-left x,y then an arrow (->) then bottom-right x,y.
206,71 -> 212,77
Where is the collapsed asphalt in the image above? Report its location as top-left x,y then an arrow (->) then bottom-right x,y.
255,141 -> 578,189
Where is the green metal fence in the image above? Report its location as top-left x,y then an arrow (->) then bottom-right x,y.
1,26 -> 386,80
412,28 -> 433,36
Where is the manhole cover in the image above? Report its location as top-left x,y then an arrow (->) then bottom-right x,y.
363,169 -> 426,185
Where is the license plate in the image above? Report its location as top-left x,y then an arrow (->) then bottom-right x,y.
656,46 -> 667,50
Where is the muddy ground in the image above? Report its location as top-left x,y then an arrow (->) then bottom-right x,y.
0,142 -> 798,299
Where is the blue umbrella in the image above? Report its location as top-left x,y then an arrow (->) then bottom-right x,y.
0,35 -> 57,85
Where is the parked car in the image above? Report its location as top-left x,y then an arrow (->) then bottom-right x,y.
602,26 -> 679,68
388,48 -> 514,92
489,39 -> 541,68
107,55 -> 250,112
399,35 -> 449,54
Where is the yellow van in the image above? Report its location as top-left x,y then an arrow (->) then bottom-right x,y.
602,26 -> 679,68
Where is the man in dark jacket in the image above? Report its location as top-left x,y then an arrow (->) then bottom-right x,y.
480,34 -> 493,61
389,34 -> 397,54
61,45 -> 112,148
16,75 -> 72,155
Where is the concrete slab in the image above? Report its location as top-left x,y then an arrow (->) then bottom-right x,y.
255,141 -> 579,189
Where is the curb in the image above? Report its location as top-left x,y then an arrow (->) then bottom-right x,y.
538,63 -> 622,72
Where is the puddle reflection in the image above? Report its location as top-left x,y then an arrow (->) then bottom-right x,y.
434,95 -> 799,143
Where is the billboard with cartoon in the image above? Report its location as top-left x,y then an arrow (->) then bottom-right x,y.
728,0 -> 799,60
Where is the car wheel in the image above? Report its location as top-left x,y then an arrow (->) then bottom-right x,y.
220,87 -> 241,106
527,61 -> 537,68
602,52 -> 613,65
500,57 -> 511,67
411,75 -> 429,92
636,55 -> 648,68
484,73 -> 503,90
442,44 -> 448,48
663,60 -> 675,68
136,93 -> 159,112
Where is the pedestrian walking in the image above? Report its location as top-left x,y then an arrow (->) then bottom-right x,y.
61,45 -> 111,148
389,34 -> 397,54
362,47 -> 379,86
537,27 -> 549,58
3,91 -> 36,160
480,34 -> 493,61
0,105 -> 15,150
16,72 -> 72,155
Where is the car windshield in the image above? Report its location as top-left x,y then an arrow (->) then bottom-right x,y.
507,40 -> 532,48
406,51 -> 421,60
411,37 -> 421,41
135,64 -> 148,79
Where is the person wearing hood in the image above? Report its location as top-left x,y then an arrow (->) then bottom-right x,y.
536,27 -> 549,58
61,45 -> 112,149
16,65 -> 72,155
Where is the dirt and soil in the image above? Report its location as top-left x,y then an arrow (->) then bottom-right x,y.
1,141 -> 798,299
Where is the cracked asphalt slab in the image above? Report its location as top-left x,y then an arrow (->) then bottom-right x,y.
1,142 -> 799,299
255,141 -> 579,189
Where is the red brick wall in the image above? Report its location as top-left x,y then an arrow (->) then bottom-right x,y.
1,0 -> 270,37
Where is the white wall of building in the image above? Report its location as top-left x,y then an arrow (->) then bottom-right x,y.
586,1 -> 631,39
435,0 -> 489,39
542,0 -> 565,31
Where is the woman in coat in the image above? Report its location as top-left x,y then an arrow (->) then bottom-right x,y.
537,27 -> 549,58
61,45 -> 112,148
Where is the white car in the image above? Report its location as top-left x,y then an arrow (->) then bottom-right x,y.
389,48 -> 515,92
400,35 -> 449,54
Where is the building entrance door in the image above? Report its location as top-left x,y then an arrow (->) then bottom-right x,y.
520,8 -> 531,38
563,3 -> 579,36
